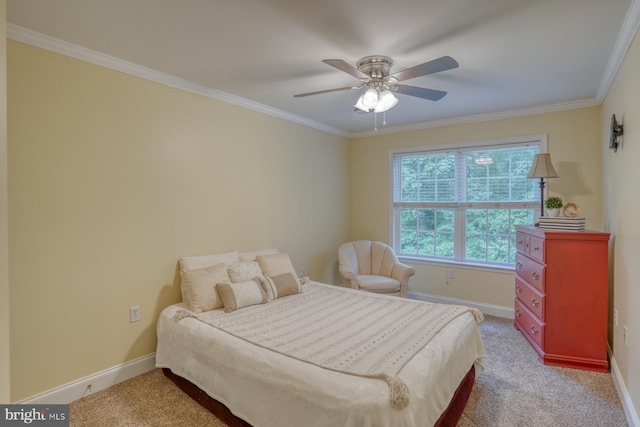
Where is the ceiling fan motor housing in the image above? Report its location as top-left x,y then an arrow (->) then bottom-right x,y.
356,56 -> 394,80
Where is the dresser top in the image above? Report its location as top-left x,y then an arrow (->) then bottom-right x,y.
515,225 -> 610,241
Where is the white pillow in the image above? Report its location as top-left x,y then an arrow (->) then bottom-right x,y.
227,261 -> 264,283
179,250 -> 240,270
239,248 -> 279,262
179,251 -> 240,301
217,279 -> 268,313
180,263 -> 231,313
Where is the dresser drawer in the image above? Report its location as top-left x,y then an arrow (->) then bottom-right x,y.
515,252 -> 545,292
515,277 -> 545,320
515,299 -> 545,349
516,231 -> 527,253
527,234 -> 545,263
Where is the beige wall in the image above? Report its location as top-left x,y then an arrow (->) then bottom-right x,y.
348,107 -> 603,308
7,41 -> 349,401
0,0 -> 9,404
602,28 -> 640,421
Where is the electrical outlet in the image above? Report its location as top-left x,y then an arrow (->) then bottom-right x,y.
130,306 -> 141,323
614,309 -> 618,327
624,325 -> 628,346
448,268 -> 455,279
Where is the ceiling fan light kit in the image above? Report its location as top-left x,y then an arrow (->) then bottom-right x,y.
355,87 -> 398,113
295,54 -> 459,128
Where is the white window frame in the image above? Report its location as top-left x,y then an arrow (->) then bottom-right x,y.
389,134 -> 547,271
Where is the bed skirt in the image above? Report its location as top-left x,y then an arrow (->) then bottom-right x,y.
162,365 -> 475,427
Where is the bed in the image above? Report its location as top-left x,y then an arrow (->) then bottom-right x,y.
156,263 -> 485,427
156,250 -> 485,427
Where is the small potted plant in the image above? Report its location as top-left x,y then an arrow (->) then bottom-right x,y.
544,196 -> 563,217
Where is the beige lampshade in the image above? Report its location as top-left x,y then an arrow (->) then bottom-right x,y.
527,153 -> 559,179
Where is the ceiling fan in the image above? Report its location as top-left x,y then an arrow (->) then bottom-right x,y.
294,55 -> 459,113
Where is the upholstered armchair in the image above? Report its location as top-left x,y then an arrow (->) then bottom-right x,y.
338,240 -> 415,297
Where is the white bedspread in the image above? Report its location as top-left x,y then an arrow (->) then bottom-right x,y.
156,282 -> 485,427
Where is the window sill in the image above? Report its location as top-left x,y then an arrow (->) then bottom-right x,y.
397,256 -> 515,275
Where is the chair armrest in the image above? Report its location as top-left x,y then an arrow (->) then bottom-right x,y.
338,266 -> 360,289
391,262 -> 415,297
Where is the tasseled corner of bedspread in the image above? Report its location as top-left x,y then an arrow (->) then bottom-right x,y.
470,308 -> 484,324
174,310 -> 195,322
385,376 -> 410,410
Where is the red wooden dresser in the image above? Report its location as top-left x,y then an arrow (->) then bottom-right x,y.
514,225 -> 610,372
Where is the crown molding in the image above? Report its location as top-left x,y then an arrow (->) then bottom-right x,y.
6,24 -> 350,138
350,98 -> 601,138
597,0 -> 640,101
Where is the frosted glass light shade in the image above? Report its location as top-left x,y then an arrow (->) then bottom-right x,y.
374,90 -> 398,112
354,94 -> 370,112
362,87 -> 379,109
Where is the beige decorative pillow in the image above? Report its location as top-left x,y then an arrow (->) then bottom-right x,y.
179,251 -> 240,301
227,261 -> 264,283
257,253 -> 296,277
180,263 -> 231,313
217,279 -> 268,313
264,272 -> 302,300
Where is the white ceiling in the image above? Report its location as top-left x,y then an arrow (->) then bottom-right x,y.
6,0 -> 639,137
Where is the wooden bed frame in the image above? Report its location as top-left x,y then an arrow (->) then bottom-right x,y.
163,365 -> 475,427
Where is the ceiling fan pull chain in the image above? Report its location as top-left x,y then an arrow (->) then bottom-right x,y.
374,112 -> 378,132
383,111 -> 387,126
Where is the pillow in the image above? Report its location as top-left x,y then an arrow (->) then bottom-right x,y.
227,261 -> 264,283
227,261 -> 271,298
179,251 -> 240,301
263,272 -> 302,300
257,253 -> 296,277
180,263 -> 231,313
217,279 -> 268,313
179,250 -> 240,270
239,248 -> 279,262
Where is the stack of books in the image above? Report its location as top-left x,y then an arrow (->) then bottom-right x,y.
538,217 -> 586,231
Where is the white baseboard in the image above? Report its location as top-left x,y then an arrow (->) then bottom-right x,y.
407,291 -> 514,319
610,354 -> 640,427
17,353 -> 156,404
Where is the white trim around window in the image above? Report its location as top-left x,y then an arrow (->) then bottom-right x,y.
388,134 -> 548,269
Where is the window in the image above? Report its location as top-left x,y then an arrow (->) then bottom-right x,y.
391,136 -> 543,268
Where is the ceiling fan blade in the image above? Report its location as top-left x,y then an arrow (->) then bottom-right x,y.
394,84 -> 447,101
322,59 -> 368,79
294,86 -> 357,97
390,56 -> 459,82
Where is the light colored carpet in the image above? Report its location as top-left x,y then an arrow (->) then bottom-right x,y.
70,315 -> 628,426
458,316 -> 627,427
70,368 -> 226,427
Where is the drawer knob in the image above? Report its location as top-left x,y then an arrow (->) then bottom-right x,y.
515,309 -> 521,317
517,240 -> 523,245
531,272 -> 540,280
531,298 -> 539,307
516,286 -> 522,293
517,263 -> 523,269
530,325 -> 538,335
